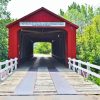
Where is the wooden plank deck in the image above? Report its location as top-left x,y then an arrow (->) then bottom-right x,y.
0,67 -> 29,95
49,68 -> 77,94
14,67 -> 37,95
34,67 -> 57,94
57,67 -> 100,94
0,57 -> 100,96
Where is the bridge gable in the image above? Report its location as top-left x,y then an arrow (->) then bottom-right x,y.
7,7 -> 78,29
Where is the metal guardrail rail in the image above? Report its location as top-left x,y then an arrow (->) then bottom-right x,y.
68,57 -> 100,78
0,58 -> 18,81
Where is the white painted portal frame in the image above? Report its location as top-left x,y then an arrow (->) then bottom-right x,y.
19,22 -> 66,27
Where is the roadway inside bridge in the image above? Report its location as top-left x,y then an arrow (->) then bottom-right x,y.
19,28 -> 66,65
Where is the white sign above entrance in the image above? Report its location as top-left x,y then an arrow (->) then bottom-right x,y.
19,22 -> 66,27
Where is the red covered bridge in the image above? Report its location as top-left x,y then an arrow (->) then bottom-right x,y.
7,7 -> 78,64
0,7 -> 100,96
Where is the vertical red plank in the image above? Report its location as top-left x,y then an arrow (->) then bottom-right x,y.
8,26 -> 20,59
71,27 -> 76,58
64,25 -> 76,63
8,28 -> 12,58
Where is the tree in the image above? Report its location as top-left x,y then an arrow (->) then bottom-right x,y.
77,15 -> 100,65
0,0 -> 11,61
0,0 -> 11,19
34,42 -> 52,54
59,2 -> 100,85
95,7 -> 100,15
0,19 -> 13,61
59,2 -> 99,33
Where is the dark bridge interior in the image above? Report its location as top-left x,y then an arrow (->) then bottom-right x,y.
19,28 -> 66,64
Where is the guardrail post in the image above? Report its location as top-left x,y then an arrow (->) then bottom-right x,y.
68,58 -> 71,69
72,59 -> 76,72
86,62 -> 90,78
6,60 -> 9,67
8,59 -> 13,76
0,63 -> 1,81
0,63 -> 1,70
10,59 -> 13,74
15,58 -> 18,70
78,60 -> 81,75
6,60 -> 9,76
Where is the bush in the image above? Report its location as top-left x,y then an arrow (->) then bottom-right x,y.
34,42 -> 52,54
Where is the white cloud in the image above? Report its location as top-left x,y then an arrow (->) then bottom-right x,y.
7,0 -> 100,18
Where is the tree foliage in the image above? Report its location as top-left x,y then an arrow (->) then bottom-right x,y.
60,2 -> 99,33
0,0 -> 12,61
0,0 -> 11,19
59,2 -> 100,85
77,15 -> 100,65
34,42 -> 52,54
59,2 -> 100,65
0,19 -> 13,61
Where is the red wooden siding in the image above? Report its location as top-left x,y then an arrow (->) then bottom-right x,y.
6,7 -> 78,63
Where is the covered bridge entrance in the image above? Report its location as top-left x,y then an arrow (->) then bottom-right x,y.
7,7 -> 78,64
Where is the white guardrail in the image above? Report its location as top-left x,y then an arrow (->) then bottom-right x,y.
68,57 -> 100,78
0,58 -> 18,81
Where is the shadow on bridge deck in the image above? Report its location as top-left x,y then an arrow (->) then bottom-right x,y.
18,57 -> 67,70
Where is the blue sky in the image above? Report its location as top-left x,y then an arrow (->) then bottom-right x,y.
7,0 -> 100,18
